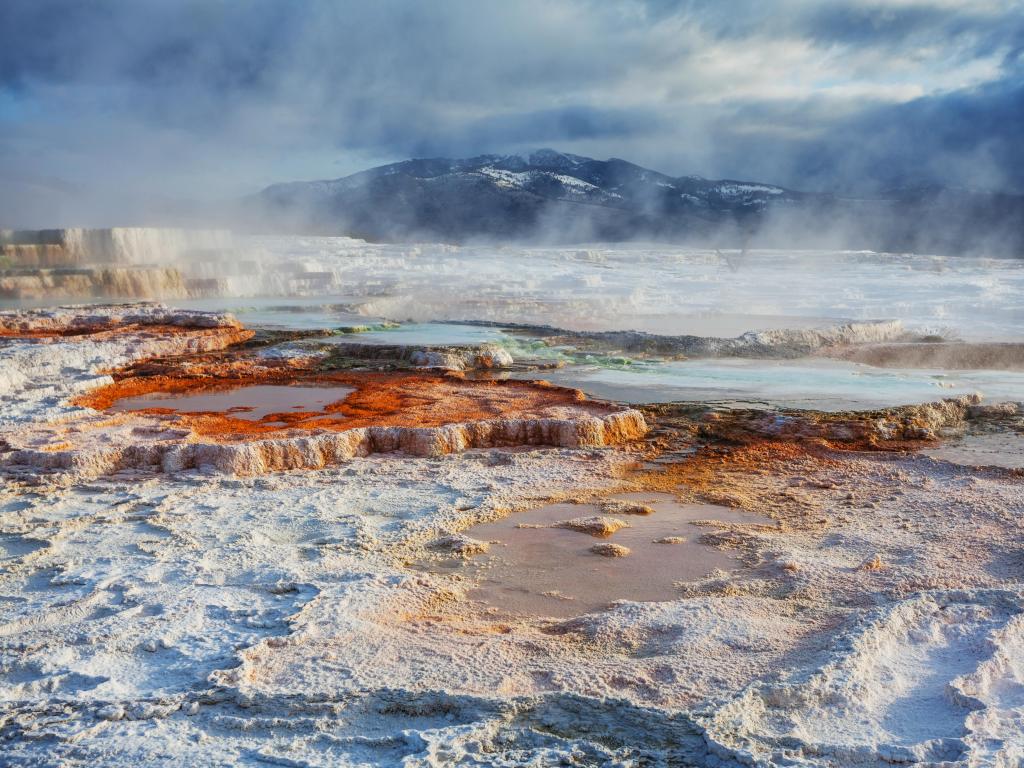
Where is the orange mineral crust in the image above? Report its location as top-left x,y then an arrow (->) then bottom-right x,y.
0,372 -> 649,476
631,440 -> 840,523
0,321 -> 254,350
1,321 -> 174,338
73,372 -> 620,440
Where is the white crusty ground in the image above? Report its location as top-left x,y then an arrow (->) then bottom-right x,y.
0,304 -> 245,430
1,307 -> 1023,767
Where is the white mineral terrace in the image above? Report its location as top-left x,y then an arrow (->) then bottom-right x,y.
1,245 -> 1024,766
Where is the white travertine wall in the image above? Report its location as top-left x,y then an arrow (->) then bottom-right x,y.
1,228 -> 233,265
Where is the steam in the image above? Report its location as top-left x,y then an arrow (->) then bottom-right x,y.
0,0 -> 1022,229
238,159 -> 1024,258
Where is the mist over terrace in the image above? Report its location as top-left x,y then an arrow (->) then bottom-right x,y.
1,0 -> 1023,228
4,5 -> 1024,767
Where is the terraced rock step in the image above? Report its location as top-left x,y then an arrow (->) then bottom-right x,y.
0,303 -> 245,336
6,372 -> 646,477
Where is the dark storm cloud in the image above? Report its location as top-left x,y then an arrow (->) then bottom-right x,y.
397,106 -> 667,160
0,0 -> 1021,225
651,0 -> 1023,51
698,75 -> 1024,194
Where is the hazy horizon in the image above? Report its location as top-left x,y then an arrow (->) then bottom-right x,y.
2,0 -> 1023,227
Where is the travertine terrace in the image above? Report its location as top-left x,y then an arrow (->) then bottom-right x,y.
0,305 -> 646,478
7,1 -> 1024,761
1,264 -> 1023,767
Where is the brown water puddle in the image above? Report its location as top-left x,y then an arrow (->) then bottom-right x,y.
108,383 -> 356,425
430,492 -> 771,618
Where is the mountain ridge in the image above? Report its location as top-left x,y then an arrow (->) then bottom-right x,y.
247,149 -> 1024,256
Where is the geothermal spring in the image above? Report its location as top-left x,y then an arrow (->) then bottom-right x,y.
1,232 -> 1024,766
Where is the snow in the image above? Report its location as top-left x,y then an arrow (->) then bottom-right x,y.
476,166 -> 533,188
713,183 -> 785,197
475,166 -> 605,198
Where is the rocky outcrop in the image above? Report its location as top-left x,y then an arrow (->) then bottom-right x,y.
408,343 -> 513,370
3,408 -> 648,477
590,542 -> 631,557
466,320 -> 907,360
554,516 -> 631,536
693,394 -> 993,446
0,303 -> 243,336
324,340 -> 513,371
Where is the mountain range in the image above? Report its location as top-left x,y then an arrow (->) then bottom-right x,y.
248,149 -> 1024,256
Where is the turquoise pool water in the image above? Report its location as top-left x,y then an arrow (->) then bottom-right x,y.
515,357 -> 1024,411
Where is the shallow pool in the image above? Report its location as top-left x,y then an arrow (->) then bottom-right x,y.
108,383 -> 356,424
518,358 -> 1024,411
427,492 -> 770,618
174,297 -> 378,331
922,432 -> 1024,469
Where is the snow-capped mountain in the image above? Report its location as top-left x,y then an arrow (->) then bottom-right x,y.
253,149 -> 803,240
250,150 -> 1024,255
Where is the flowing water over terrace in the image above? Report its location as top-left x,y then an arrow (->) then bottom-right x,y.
427,493 -> 771,618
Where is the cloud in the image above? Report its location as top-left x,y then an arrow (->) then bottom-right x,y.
0,0 -> 1021,225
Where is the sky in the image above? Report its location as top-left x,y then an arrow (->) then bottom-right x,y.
1,0 -> 1022,226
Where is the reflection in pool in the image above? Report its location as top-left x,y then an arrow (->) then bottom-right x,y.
108,383 -> 356,424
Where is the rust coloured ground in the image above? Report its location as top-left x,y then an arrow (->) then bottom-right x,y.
0,322 -> 254,343
74,370 -> 614,441
607,403 -> 954,544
